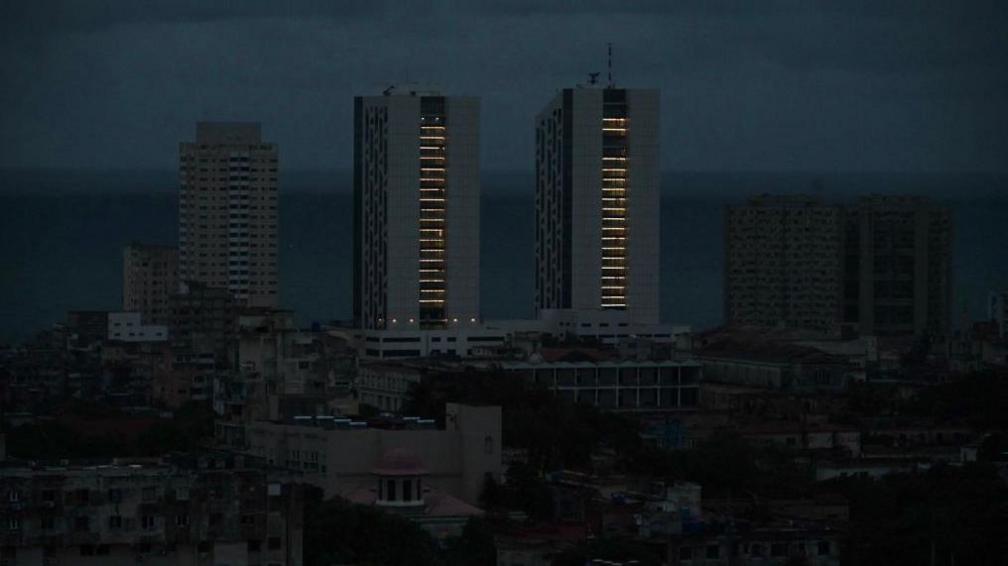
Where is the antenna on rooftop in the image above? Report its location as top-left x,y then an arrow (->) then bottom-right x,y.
607,42 -> 614,87
588,72 -> 600,85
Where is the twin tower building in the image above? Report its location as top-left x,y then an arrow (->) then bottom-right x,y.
175,85 -> 661,329
353,86 -> 661,331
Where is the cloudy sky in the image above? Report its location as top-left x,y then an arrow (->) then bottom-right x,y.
1,0 -> 1006,172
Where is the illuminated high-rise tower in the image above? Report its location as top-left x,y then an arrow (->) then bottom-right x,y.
353,90 -> 480,330
535,87 -> 660,324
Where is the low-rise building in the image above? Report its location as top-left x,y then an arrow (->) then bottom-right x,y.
215,403 -> 501,507
108,311 -> 168,343
696,328 -> 854,391
356,362 -> 424,412
0,453 -> 303,566
498,359 -> 702,411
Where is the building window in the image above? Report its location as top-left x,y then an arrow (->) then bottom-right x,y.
108,515 -> 123,529
75,516 -> 89,532
403,479 -> 412,502
268,537 -> 282,550
141,516 -> 156,530
679,546 -> 692,560
386,479 -> 396,501
706,545 -> 719,559
817,541 -> 831,556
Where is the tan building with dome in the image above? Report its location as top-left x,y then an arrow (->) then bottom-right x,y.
342,447 -> 484,540
217,403 -> 501,507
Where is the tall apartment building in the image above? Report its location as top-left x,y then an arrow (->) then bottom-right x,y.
179,122 -> 279,308
724,194 -> 952,338
122,242 -> 178,324
990,291 -> 1008,339
534,87 -> 660,325
353,91 -> 480,330
845,196 -> 952,337
724,195 -> 845,334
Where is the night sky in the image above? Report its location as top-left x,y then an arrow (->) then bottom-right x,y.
2,0 -> 1006,173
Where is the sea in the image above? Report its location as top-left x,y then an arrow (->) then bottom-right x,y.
1,169 -> 1006,344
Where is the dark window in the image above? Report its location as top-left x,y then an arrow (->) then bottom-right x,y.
268,537 -> 282,550
707,545 -> 720,559
818,541 -> 831,556
108,515 -> 122,529
386,479 -> 396,501
248,540 -> 262,552
679,546 -> 692,560
403,479 -> 412,502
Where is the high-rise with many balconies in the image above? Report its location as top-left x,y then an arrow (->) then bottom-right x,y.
534,87 -> 660,325
178,122 -> 279,308
724,195 -> 846,334
353,91 -> 480,330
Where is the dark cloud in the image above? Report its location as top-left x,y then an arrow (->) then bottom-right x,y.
1,0 -> 1006,174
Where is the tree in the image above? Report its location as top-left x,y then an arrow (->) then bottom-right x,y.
444,518 -> 497,566
302,488 -> 441,566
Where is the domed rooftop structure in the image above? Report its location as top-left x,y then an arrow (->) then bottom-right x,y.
373,448 -> 427,476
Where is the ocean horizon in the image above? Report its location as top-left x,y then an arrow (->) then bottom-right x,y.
2,168 -> 1006,343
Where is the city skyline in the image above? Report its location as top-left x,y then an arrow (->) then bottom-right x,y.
2,4 -> 1007,566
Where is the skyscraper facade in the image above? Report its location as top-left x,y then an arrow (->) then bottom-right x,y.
178,122 -> 279,308
534,87 -> 660,325
723,194 -> 952,338
122,242 -> 179,324
724,195 -> 845,334
353,91 -> 480,330
845,195 -> 952,337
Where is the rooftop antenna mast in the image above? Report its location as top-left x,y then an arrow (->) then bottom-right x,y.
607,42 -> 614,88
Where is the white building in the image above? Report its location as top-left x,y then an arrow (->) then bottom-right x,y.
353,90 -> 480,330
107,311 -> 168,342
535,86 -> 660,325
351,322 -> 507,360
179,122 -> 279,307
